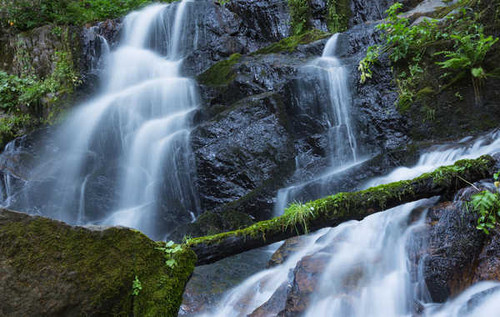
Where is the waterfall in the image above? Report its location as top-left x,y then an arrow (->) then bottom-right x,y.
0,1 -> 201,239
192,129 -> 500,316
274,34 -> 359,216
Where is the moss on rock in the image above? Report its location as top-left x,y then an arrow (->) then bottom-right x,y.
0,209 -> 196,316
197,53 -> 242,87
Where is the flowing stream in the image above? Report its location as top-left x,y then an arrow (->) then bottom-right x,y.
0,1 -> 202,239
194,129 -> 500,317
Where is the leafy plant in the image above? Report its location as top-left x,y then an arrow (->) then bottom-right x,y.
358,45 -> 380,84
156,241 -> 183,269
326,0 -> 350,33
2,0 -> 178,31
359,1 -> 499,111
469,190 -> 500,234
132,275 -> 142,296
435,31 -> 498,104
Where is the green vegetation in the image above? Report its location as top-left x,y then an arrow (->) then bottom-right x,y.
1,0 -> 178,31
252,29 -> 331,55
358,45 -> 380,84
435,30 -> 498,104
469,190 -> 500,234
288,0 -> 312,35
156,240 -> 185,269
468,171 -> 500,234
0,50 -> 79,146
359,2 -> 499,111
283,202 -> 316,234
197,53 -> 242,86
132,275 -> 142,296
287,0 -> 351,35
326,0 -> 351,33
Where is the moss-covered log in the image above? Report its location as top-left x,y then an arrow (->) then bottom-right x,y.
188,155 -> 496,265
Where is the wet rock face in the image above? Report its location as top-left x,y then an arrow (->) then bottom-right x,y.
181,0 -> 292,76
419,201 -> 486,303
411,187 -> 500,304
473,232 -> 500,282
189,21 -> 410,228
281,253 -> 330,316
339,24 -> 409,153
191,92 -> 295,219
350,0 -> 424,25
0,25 -> 82,78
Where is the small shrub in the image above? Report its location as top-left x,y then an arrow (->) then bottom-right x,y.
469,190 -> 500,234
359,2 -> 499,110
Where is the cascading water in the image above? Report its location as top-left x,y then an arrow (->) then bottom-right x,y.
0,1 -> 202,239
274,34 -> 360,216
192,129 -> 500,317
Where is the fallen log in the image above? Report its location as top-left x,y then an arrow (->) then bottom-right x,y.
187,155 -> 496,265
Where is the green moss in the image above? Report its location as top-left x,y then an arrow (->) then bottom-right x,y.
197,53 -> 242,87
326,0 -> 351,33
252,29 -> 331,55
0,210 -> 196,316
288,0 -> 312,35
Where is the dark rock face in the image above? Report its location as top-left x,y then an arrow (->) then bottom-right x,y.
0,209 -> 196,317
338,24 -> 409,153
410,186 -> 500,304
281,253 -> 330,316
180,0 -> 292,76
192,92 -> 295,219
0,25 -> 82,78
418,201 -> 486,303
473,232 -> 500,282
183,17 -> 412,233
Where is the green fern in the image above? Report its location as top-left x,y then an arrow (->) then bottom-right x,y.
469,190 -> 500,234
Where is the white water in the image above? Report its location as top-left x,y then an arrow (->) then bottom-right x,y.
274,34 -> 359,216
195,129 -> 500,316
0,1 -> 201,239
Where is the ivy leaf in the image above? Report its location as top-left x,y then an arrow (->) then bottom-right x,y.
471,67 -> 486,78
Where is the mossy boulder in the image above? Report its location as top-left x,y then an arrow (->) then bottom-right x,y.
0,209 -> 196,316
